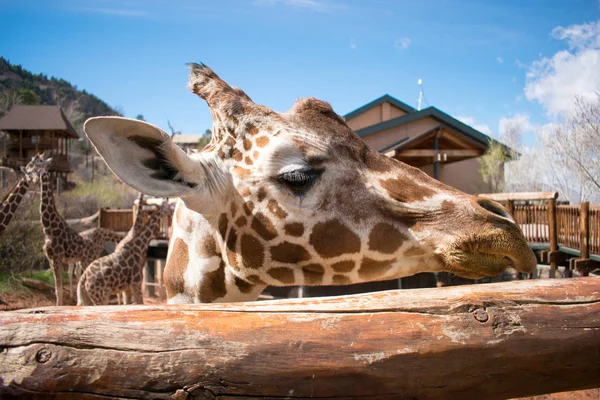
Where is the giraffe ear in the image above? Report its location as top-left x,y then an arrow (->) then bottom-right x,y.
84,117 -> 210,197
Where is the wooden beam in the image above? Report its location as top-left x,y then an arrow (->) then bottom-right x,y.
1,279 -> 599,399
478,192 -> 559,202
398,149 -> 481,158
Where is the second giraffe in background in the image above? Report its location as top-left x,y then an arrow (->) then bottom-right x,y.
77,197 -> 170,305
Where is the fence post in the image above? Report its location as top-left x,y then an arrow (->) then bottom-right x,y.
506,200 -> 515,218
575,202 -> 591,276
97,208 -> 104,228
547,198 -> 558,277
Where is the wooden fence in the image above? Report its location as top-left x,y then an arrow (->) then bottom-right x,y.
97,206 -> 171,240
479,192 -> 599,275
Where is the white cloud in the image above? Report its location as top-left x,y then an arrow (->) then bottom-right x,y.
456,116 -> 492,136
254,0 -> 343,12
524,20 -> 600,117
515,59 -> 528,69
498,113 -> 535,138
394,37 -> 411,51
497,57 -> 504,64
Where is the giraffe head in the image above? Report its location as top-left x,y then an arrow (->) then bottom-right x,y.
21,153 -> 52,185
84,63 -> 535,285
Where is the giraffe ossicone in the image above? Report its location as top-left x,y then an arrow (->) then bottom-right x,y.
85,63 -> 537,304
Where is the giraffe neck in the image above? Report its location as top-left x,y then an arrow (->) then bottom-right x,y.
0,177 -> 30,235
40,172 -> 64,234
121,210 -> 162,250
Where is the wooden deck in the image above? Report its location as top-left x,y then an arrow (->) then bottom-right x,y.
479,192 -> 600,274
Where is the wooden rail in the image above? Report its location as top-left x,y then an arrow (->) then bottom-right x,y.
1,278 -> 599,399
479,192 -> 600,275
98,206 -> 171,240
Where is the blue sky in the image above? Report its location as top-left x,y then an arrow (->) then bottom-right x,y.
1,0 -> 599,144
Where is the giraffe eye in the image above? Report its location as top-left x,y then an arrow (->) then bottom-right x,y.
278,169 -> 322,193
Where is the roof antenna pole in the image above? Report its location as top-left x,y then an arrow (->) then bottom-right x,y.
417,79 -> 423,111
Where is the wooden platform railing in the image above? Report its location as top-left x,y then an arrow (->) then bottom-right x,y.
479,192 -> 599,275
1,278 -> 599,399
98,206 -> 171,240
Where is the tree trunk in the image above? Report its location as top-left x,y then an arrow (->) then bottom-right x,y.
1,278 -> 599,399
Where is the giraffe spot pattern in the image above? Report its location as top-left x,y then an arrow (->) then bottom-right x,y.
270,241 -> 311,264
368,222 -> 408,254
256,136 -> 269,148
243,201 -> 255,216
241,234 -> 264,269
235,216 -> 247,227
199,260 -> 226,303
284,222 -> 304,237
358,258 -> 393,280
251,212 -> 277,241
247,274 -> 266,285
268,267 -> 295,284
225,227 -> 238,269
164,238 -> 188,297
309,219 -> 361,258
331,260 -> 354,273
234,276 -> 255,294
379,177 -> 437,203
234,166 -> 251,179
218,213 -> 228,239
257,187 -> 267,202
404,246 -> 426,257
332,274 -> 351,285
267,199 -> 288,219
302,263 -> 324,285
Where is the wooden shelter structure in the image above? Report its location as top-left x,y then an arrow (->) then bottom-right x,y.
0,105 -> 78,185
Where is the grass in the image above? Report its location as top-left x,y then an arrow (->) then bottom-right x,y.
0,269 -> 67,295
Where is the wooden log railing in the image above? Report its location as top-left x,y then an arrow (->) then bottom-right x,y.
0,278 -> 599,399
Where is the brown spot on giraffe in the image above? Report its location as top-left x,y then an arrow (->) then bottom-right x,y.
240,187 -> 251,198
379,177 -> 437,203
199,261 -> 226,302
234,276 -> 255,294
240,234 -> 264,269
165,238 -> 189,296
267,199 -> 288,219
253,150 -> 259,159
243,138 -> 253,151
268,267 -> 295,284
255,136 -> 269,148
247,123 -> 259,136
197,235 -> 218,258
234,166 -> 251,179
257,187 -> 267,202
284,222 -> 304,237
368,223 -> 408,254
331,260 -> 355,273
270,241 -> 311,264
244,157 -> 253,165
231,148 -> 243,162
302,264 -> 324,285
309,219 -> 361,258
218,213 -> 228,239
230,202 -> 238,217
243,201 -> 255,216
247,274 -> 266,285
332,274 -> 351,285
358,258 -> 394,280
235,216 -> 247,228
251,212 -> 277,241
225,227 -> 238,269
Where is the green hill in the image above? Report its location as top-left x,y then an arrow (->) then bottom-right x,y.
0,56 -> 120,137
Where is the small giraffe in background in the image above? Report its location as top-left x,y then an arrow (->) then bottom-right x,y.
77,199 -> 170,306
39,167 -> 123,305
0,154 -> 49,236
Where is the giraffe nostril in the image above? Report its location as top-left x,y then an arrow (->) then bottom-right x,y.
476,198 -> 511,220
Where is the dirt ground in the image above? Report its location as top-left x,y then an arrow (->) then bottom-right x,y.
1,283 -> 598,399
